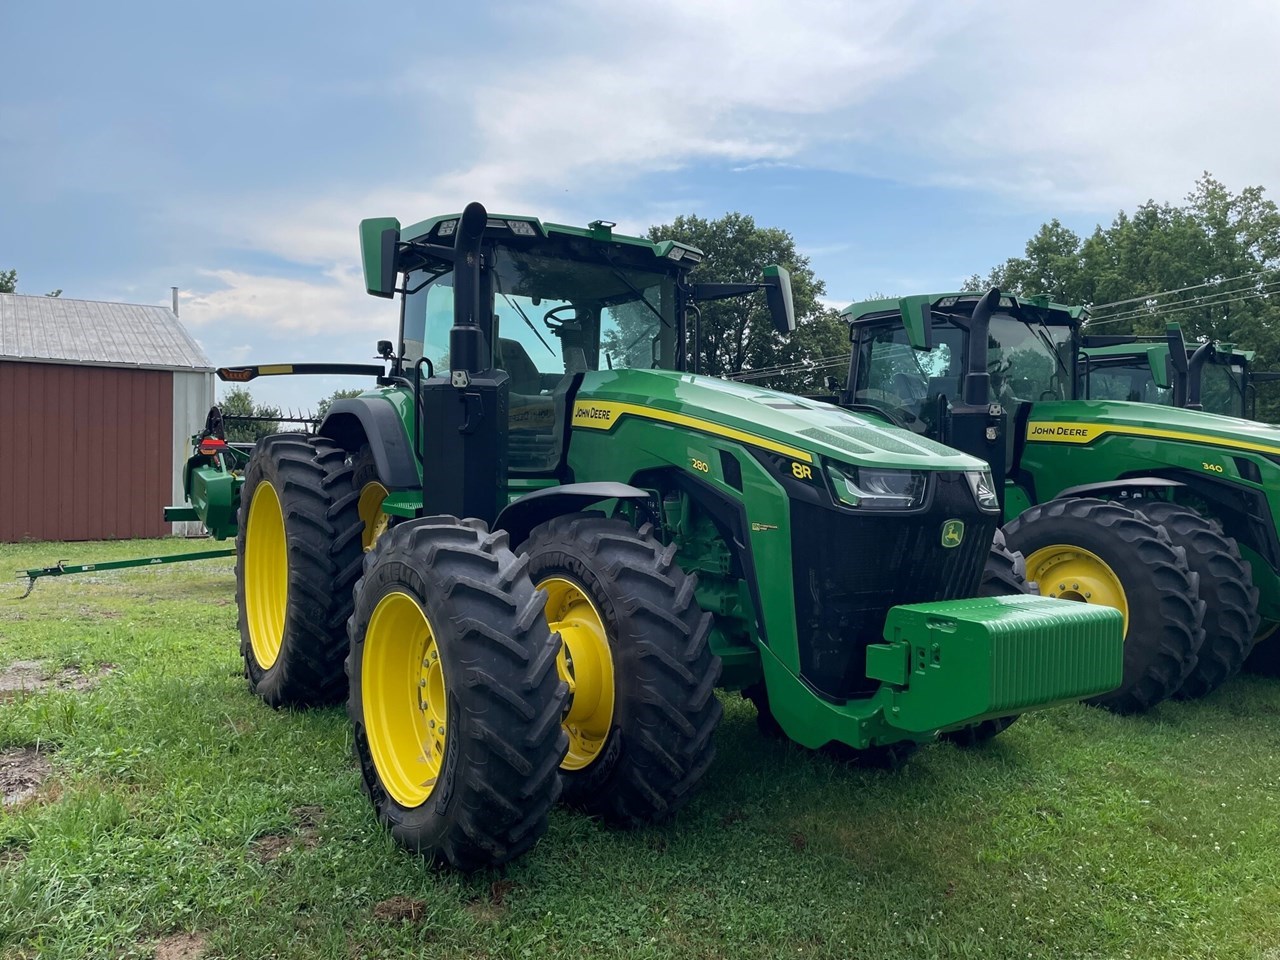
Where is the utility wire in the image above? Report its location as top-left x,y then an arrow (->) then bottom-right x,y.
1088,278 -> 1280,325
726,353 -> 850,380
1084,283 -> 1280,329
1090,269 -> 1272,312
730,357 -> 849,382
721,352 -> 851,380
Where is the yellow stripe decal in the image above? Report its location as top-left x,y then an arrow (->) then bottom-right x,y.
257,364 -> 294,375
1027,420 -> 1280,457
572,401 -> 813,463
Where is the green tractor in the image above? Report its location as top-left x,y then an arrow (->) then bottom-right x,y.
1079,321 -> 1278,420
838,290 -> 1280,709
227,207 -> 1121,870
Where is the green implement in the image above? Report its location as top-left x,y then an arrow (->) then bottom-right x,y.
16,548 -> 236,599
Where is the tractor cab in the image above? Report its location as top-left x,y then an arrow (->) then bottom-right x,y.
1078,326 -> 1255,419
841,291 -> 1079,500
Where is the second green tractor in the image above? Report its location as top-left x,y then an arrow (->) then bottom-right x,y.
838,290 -> 1280,709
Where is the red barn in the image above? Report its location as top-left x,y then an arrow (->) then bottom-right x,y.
0,293 -> 214,542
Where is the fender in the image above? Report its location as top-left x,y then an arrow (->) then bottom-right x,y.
497,482 -> 653,549
1052,477 -> 1184,500
319,398 -> 418,488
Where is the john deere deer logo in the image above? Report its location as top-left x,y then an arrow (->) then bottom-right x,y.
941,519 -> 965,548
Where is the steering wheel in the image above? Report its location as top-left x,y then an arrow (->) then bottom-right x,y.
855,389 -> 925,430
542,304 -> 580,330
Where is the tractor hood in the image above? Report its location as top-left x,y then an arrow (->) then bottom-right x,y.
1028,399 -> 1280,457
573,369 -> 984,471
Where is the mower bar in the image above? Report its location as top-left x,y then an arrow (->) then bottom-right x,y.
16,548 -> 236,599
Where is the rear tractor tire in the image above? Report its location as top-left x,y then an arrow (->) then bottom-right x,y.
1002,498 -> 1205,714
518,513 -> 721,826
346,517 -> 567,871
235,434 -> 366,707
1134,502 -> 1259,699
940,529 -> 1033,747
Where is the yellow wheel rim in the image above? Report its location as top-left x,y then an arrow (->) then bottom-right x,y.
362,591 -> 447,808
244,481 -> 288,669
541,577 -> 615,772
358,481 -> 390,552
1025,543 -> 1130,637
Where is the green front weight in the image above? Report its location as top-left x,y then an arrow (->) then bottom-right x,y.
871,594 -> 1124,733
758,594 -> 1123,750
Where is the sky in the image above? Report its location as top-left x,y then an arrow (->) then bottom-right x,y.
3,0 -> 1279,411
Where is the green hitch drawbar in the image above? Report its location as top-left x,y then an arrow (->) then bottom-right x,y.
16,548 -> 236,599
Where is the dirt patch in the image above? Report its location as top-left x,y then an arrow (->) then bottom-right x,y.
250,805 -> 325,862
153,932 -> 207,959
1,746 -> 53,806
0,846 -> 28,868
0,659 -> 114,701
464,879 -> 514,923
373,895 -> 427,923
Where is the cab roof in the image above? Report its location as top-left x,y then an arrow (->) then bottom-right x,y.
400,213 -> 707,267
841,291 -> 1084,326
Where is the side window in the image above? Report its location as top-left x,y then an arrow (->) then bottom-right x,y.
402,271 -> 452,372
492,295 -> 571,475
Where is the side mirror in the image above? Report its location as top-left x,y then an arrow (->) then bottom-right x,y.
762,265 -> 796,335
360,217 -> 401,298
824,375 -> 840,392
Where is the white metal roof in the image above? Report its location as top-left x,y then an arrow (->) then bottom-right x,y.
0,293 -> 212,372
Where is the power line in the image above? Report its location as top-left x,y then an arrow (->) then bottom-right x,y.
723,352 -> 850,380
726,354 -> 849,380
1090,270 -> 1272,313
1084,282 -> 1280,329
1089,278 -> 1280,325
730,357 -> 849,382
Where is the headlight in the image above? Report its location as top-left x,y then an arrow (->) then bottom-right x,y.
826,462 -> 927,510
965,469 -> 1001,511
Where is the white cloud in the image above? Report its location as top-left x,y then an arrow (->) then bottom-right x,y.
181,0 -> 1280,361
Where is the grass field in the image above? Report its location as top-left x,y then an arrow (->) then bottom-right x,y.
2,538 -> 1280,959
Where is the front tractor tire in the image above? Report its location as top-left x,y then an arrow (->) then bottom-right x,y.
235,434 -> 366,707
519,514 -> 721,826
347,517 -> 567,872
1134,502 -> 1260,699
1003,498 -> 1205,714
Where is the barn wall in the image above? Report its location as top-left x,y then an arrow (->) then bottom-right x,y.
170,370 -> 215,537
0,360 -> 174,542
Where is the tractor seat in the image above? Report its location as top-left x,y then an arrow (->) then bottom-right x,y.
498,338 -> 545,395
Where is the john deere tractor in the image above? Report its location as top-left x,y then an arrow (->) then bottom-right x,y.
230,207 -> 1121,871
1079,321 -> 1277,420
838,290 -> 1280,710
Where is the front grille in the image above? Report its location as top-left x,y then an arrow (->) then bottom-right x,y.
791,471 -> 996,701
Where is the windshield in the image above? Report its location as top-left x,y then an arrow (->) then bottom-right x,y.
1082,360 -> 1173,405
852,312 -> 1072,431
987,316 -> 1071,403
401,246 -> 679,375
1199,360 -> 1247,417
1081,355 -> 1246,416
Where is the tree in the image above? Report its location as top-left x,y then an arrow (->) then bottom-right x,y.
646,212 -> 847,393
220,386 -> 285,443
976,174 -> 1280,418
316,387 -> 364,420
0,269 -> 59,297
